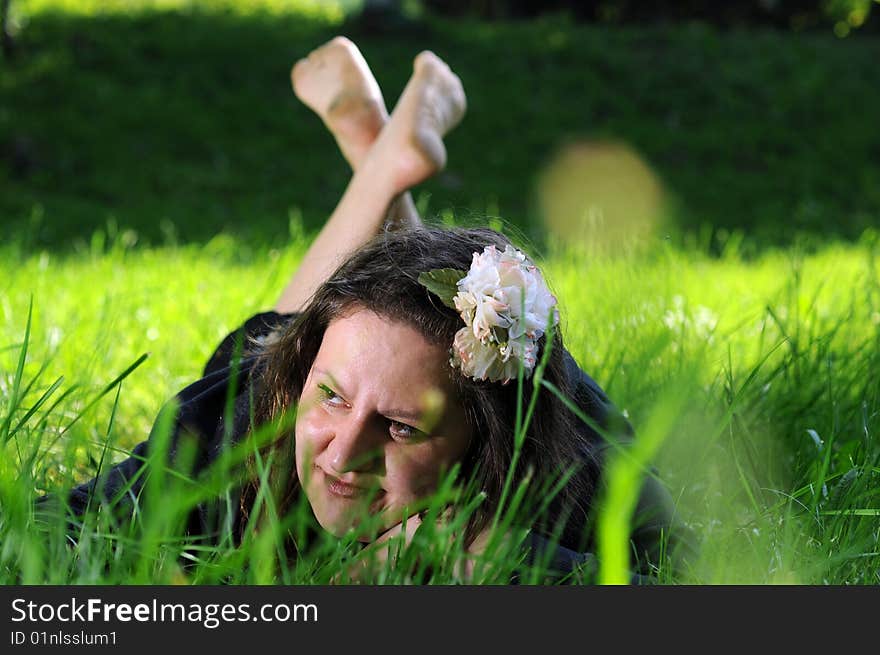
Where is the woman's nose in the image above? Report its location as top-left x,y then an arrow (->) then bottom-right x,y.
327,416 -> 383,474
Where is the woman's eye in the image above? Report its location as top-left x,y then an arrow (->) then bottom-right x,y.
317,383 -> 345,407
389,420 -> 422,442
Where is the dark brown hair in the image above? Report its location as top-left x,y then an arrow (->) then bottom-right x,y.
246,226 -> 601,547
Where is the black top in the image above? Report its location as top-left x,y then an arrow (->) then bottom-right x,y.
58,312 -> 689,582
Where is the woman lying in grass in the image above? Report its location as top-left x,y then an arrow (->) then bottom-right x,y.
51,38 -> 686,583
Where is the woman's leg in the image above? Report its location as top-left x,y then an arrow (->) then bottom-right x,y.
290,36 -> 421,231
276,49 -> 466,314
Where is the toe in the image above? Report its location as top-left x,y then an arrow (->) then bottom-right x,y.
291,59 -> 307,86
330,36 -> 354,50
414,50 -> 443,73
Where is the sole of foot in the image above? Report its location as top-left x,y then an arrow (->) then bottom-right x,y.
291,36 -> 389,166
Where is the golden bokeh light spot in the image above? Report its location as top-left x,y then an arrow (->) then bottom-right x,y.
536,140 -> 666,254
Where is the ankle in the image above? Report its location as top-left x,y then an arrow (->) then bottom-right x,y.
350,154 -> 403,198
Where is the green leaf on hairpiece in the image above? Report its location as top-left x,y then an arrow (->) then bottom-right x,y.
418,268 -> 465,310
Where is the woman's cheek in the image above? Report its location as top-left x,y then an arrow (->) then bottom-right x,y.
294,407 -> 331,474
386,446 -> 448,499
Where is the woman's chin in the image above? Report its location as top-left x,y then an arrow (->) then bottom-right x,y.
313,503 -> 398,541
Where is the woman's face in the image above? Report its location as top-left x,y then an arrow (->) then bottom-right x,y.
295,309 -> 472,540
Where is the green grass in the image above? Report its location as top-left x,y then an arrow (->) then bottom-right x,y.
2,226 -> 879,583
2,1 -> 879,584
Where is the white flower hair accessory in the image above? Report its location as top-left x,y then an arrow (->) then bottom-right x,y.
418,244 -> 559,383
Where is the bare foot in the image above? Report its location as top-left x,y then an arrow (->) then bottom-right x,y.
291,36 -> 388,169
367,51 -> 467,195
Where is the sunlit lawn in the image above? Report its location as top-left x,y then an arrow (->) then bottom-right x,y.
2,226 -> 879,583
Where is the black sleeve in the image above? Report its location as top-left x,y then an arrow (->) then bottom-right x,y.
44,359 -> 259,535
44,312 -> 297,536
517,532 -> 657,585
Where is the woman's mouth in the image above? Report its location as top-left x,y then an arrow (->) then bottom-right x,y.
324,472 -> 371,499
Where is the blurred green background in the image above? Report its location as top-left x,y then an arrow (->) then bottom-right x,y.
2,0 -> 878,253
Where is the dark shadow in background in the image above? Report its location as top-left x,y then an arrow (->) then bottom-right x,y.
2,7 -> 879,253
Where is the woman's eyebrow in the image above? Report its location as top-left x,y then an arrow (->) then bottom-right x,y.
380,408 -> 424,424
312,367 -> 350,397
383,390 -> 447,428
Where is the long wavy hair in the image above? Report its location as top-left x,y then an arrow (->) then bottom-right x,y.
243,226 -> 602,548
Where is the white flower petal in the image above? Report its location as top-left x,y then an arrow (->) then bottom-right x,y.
449,244 -> 559,382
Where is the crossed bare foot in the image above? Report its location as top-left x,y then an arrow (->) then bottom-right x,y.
366,50 -> 467,195
291,36 -> 388,170
292,38 -> 466,196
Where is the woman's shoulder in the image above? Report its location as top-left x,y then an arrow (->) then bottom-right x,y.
559,348 -> 634,442
201,310 -> 298,378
